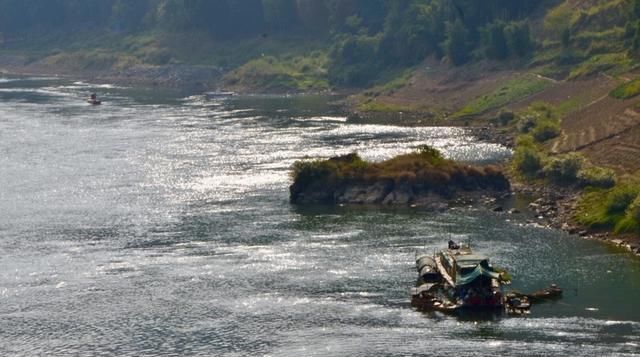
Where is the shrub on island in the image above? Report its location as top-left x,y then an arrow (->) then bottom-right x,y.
290,146 -> 510,205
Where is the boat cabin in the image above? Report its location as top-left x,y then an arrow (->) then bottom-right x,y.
439,248 -> 503,308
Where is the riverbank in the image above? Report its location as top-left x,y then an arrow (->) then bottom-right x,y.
505,182 -> 640,257
0,53 -> 223,90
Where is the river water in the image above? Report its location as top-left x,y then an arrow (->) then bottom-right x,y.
1,77 -> 639,356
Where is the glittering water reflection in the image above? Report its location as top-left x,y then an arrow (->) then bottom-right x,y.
1,78 -> 639,356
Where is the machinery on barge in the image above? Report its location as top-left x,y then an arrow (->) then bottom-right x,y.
411,241 -> 561,316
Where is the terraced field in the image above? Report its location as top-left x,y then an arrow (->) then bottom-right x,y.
510,75 -> 615,113
581,125 -> 640,174
356,61 -> 523,119
552,77 -> 640,173
359,60 -> 640,173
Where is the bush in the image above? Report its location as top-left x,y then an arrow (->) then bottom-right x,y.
417,145 -> 445,165
514,146 -> 543,177
631,196 -> 640,222
576,177 -> 640,230
291,159 -> 337,182
143,48 -> 172,65
504,21 -> 532,57
605,185 -> 640,214
395,171 -> 417,184
329,34 -> 381,86
515,134 -> 536,148
614,194 -> 640,233
517,115 -> 537,133
532,120 -> 561,142
578,166 -> 616,188
497,110 -> 516,126
609,77 -> 640,100
544,153 -> 583,184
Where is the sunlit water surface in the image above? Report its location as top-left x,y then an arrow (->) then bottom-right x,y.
1,77 -> 639,356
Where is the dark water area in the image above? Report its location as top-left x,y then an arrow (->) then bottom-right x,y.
0,76 -> 639,356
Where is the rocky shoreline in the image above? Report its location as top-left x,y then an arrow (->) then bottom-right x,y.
291,178 -> 511,211
504,183 -> 640,257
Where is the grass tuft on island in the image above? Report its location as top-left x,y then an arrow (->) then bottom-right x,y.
290,146 -> 509,206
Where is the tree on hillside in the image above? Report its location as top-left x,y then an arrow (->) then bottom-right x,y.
0,0 -> 116,33
561,27 -> 571,49
224,0 -> 266,37
377,0 -> 447,66
63,0 -> 114,28
183,0 -> 231,33
444,18 -> 470,65
262,0 -> 299,33
295,0 -> 329,33
482,21 -> 508,60
329,33 -> 380,86
355,0 -> 386,33
324,0 -> 385,34
633,0 -> 640,19
111,0 -> 152,32
155,0 -> 190,31
633,21 -> 640,52
504,21 -> 532,57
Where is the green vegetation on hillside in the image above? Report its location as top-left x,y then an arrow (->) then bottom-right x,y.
576,180 -> 640,234
223,53 -> 329,92
509,103 -> 617,188
610,77 -> 640,99
0,0 -> 543,90
3,0 -> 640,100
507,101 -> 640,237
357,101 -> 417,113
454,75 -> 551,118
568,52 -> 634,79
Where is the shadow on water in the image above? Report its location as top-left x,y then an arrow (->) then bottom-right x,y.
291,203 -> 423,217
417,308 -> 505,323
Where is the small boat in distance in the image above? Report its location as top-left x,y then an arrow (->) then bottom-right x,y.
87,93 -> 101,105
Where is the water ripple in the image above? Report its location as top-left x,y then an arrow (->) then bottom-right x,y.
1,78 -> 639,356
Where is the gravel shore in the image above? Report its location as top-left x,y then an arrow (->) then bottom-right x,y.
508,182 -> 640,257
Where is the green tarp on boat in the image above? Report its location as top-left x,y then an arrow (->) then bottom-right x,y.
456,264 -> 501,286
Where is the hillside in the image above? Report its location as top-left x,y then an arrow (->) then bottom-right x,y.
0,1 -> 547,91
348,0 -> 640,173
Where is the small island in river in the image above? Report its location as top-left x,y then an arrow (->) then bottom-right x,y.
290,146 -> 509,208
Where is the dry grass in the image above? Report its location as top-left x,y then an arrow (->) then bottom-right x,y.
291,147 -> 509,193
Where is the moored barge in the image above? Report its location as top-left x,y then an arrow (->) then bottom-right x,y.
412,242 -> 540,316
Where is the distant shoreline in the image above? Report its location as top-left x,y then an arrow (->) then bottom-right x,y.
0,53 -> 223,90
